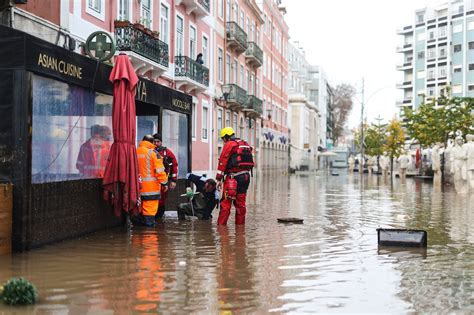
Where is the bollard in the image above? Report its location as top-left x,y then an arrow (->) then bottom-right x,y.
377,228 -> 427,248
0,184 -> 13,255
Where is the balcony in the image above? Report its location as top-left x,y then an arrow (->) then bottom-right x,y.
175,0 -> 210,18
244,95 -> 263,118
114,23 -> 169,78
396,25 -> 413,35
175,56 -> 209,92
226,22 -> 248,55
245,42 -> 263,68
396,43 -> 413,53
396,81 -> 413,89
222,84 -> 247,110
396,62 -> 413,71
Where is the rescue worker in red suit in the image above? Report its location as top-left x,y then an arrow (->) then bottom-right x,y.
153,133 -> 178,220
216,127 -> 253,225
137,135 -> 168,227
76,124 -> 111,178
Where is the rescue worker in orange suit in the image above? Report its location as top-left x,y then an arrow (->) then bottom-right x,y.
153,133 -> 178,220
137,135 -> 168,227
76,124 -> 111,178
216,127 -> 254,225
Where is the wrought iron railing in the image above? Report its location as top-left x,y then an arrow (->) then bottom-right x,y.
223,84 -> 247,106
115,25 -> 169,68
197,0 -> 210,12
245,42 -> 263,65
246,95 -> 263,115
175,56 -> 209,87
226,22 -> 248,50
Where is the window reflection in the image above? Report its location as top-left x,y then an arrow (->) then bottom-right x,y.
31,75 -> 113,183
162,109 -> 189,177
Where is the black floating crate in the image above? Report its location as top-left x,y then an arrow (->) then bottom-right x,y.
377,228 -> 427,248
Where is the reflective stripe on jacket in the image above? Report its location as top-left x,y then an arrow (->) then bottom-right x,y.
137,141 -> 168,200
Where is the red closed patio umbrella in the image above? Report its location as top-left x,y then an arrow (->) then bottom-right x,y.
102,53 -> 140,217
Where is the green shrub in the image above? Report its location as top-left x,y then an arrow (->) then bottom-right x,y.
1,278 -> 38,305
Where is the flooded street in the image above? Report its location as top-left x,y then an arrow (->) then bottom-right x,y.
1,172 -> 474,314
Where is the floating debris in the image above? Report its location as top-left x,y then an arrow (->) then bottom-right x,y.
277,218 -> 304,224
377,228 -> 427,248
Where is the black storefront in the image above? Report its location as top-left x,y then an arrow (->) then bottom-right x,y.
0,25 -> 192,251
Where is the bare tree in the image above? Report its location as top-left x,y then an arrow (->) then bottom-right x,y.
332,84 -> 356,145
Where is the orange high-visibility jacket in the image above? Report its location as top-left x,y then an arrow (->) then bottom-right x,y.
137,141 -> 168,200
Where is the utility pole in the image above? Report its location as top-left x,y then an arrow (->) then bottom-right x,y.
359,78 -> 365,174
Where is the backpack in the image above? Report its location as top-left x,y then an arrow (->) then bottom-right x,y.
228,140 -> 255,170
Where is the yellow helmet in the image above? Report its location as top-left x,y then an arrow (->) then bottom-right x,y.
220,127 -> 235,138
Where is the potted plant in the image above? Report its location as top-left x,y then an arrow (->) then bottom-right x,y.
114,20 -> 130,28
151,31 -> 160,39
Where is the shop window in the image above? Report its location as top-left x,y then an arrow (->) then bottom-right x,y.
162,109 -> 189,177
31,75 -> 112,184
137,116 -> 158,144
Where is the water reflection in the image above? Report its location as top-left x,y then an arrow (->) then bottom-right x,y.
0,172 -> 473,313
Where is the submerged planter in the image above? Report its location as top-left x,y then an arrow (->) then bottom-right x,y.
377,228 -> 427,248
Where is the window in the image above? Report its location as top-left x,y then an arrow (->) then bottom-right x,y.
226,0 -> 231,21
141,0 -> 151,28
240,64 -> 244,88
202,36 -> 208,65
218,48 -> 223,82
417,13 -> 424,23
233,2 -> 238,22
233,59 -> 238,84
246,69 -> 250,93
226,54 -> 231,83
225,110 -> 231,127
468,85 -> 474,91
469,64 -> 474,71
202,106 -> 208,140
454,66 -> 462,73
468,21 -> 474,30
428,30 -> 435,40
439,46 -> 446,58
189,25 -> 197,58
217,109 -> 223,143
438,26 -> 446,37
439,65 -> 447,77
427,69 -> 435,80
233,113 -> 238,133
118,0 -> 130,20
469,42 -> 474,50
418,51 -> 425,59
162,109 -> 189,177
218,0 -> 224,18
192,103 -> 196,139
176,15 -> 184,56
417,70 -> 425,79
160,4 -> 169,44
31,75 -> 113,184
427,87 -> 435,96
454,44 -> 462,53
240,117 -> 245,139
427,47 -> 435,59
87,0 -> 105,20
240,10 -> 245,29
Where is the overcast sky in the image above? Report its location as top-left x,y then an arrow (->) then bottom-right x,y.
283,0 -> 439,129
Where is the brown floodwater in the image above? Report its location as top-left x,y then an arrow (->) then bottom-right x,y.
1,172 -> 474,314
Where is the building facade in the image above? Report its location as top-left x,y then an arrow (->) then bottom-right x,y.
210,0 -> 263,174
287,43 -> 320,172
397,0 -> 474,114
256,0 -> 289,172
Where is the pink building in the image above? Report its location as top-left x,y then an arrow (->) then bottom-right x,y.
211,0 -> 264,170
258,0 -> 289,171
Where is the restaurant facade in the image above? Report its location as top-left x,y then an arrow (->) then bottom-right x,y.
0,25 -> 192,250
